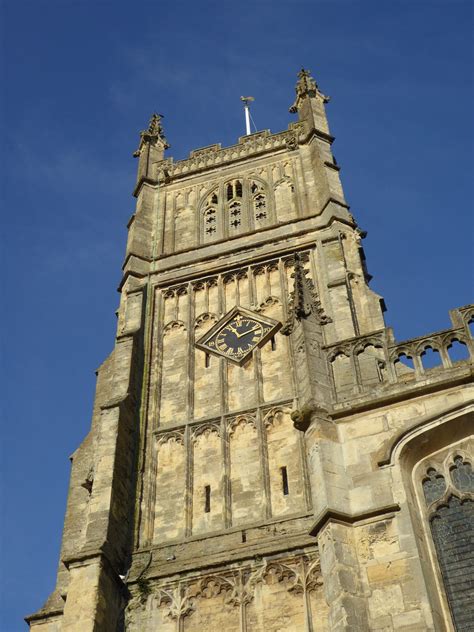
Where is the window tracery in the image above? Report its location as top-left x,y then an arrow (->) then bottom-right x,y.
251,180 -> 268,224
225,180 -> 243,232
200,177 -> 271,240
202,190 -> 219,242
420,454 -> 474,631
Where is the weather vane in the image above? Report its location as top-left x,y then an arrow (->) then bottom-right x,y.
240,96 -> 255,135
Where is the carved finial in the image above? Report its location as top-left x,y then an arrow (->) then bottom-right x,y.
281,253 -> 331,335
133,112 -> 170,157
297,68 -> 317,94
147,112 -> 165,135
289,68 -> 330,113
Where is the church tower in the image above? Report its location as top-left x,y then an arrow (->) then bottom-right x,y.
27,70 -> 473,632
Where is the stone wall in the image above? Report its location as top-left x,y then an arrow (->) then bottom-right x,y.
125,549 -> 328,632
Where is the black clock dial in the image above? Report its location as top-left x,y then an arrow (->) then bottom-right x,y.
197,306 -> 281,365
214,316 -> 264,358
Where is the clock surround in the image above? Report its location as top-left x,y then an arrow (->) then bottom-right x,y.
195,305 -> 281,365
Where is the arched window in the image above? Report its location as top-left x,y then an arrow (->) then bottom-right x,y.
250,180 -> 268,225
225,180 -> 243,232
202,190 -> 219,242
421,455 -> 474,630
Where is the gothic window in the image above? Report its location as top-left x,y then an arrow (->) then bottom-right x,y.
225,180 -> 243,232
421,455 -> 474,630
250,181 -> 268,224
202,190 -> 219,242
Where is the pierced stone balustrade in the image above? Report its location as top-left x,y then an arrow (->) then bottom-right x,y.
325,304 -> 473,403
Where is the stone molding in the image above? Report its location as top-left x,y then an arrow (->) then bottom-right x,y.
154,123 -> 306,183
125,551 -> 322,628
309,504 -> 401,538
376,401 -> 474,467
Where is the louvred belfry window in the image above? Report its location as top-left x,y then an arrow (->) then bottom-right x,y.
251,181 -> 267,223
225,180 -> 243,231
202,191 -> 219,242
422,456 -> 474,630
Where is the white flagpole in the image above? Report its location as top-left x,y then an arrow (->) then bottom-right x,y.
240,96 -> 254,135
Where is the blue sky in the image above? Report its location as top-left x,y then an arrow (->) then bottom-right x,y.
1,0 -> 473,629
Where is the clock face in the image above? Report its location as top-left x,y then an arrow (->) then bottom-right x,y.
196,306 -> 281,365
215,315 -> 264,359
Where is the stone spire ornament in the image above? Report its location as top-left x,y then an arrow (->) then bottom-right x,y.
133,112 -> 169,157
281,253 -> 331,335
289,68 -> 330,114
133,113 -> 170,188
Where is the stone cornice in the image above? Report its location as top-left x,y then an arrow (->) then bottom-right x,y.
117,211 -> 354,293
151,123 -> 310,184
330,367 -> 473,420
309,504 -> 401,537
128,514 -> 316,583
25,606 -> 64,624
120,208 -> 354,289
133,175 -> 159,198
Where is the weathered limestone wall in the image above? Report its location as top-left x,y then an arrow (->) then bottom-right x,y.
142,406 -> 310,546
308,382 -> 474,631
125,549 -> 328,632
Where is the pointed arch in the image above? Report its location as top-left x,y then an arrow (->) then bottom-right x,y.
382,404 -> 474,631
199,186 -> 220,243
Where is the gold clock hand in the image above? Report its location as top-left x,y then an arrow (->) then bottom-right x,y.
237,325 -> 261,339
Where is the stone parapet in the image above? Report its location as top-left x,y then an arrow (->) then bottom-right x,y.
325,304 -> 474,405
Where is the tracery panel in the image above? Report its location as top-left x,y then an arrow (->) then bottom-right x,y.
421,455 -> 474,630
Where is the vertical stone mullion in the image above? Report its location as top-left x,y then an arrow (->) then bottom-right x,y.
351,351 -> 363,393
204,280 -> 210,314
257,409 -> 272,520
255,347 -> 264,406
155,185 -> 166,256
217,274 -> 228,417
439,345 -> 452,369
264,265 -> 271,297
154,290 -> 166,429
294,154 -> 307,216
219,180 -> 227,241
173,290 -> 179,322
248,266 -> 256,307
290,158 -> 302,218
170,194 -> 177,253
243,177 -> 251,233
298,428 -> 313,513
187,283 -> 195,422
195,185 -> 202,246
138,284 -> 162,547
184,424 -> 193,537
265,164 -> 277,225
254,266 -> 264,404
338,232 -> 360,337
222,416 -> 232,528
413,353 -> 424,379
235,274 -> 241,305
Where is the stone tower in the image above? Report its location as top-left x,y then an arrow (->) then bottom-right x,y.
27,70 -> 473,632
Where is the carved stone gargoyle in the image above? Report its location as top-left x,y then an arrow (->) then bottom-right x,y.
291,402 -> 332,433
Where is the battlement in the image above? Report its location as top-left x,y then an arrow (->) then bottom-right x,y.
325,304 -> 474,407
154,122 -> 309,182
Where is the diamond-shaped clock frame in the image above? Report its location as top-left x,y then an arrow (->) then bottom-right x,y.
195,305 -> 282,365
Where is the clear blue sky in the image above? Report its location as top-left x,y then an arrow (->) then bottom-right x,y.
1,1 -> 473,629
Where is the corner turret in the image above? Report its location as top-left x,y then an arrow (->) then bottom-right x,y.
290,68 -> 331,136
133,113 -> 169,186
